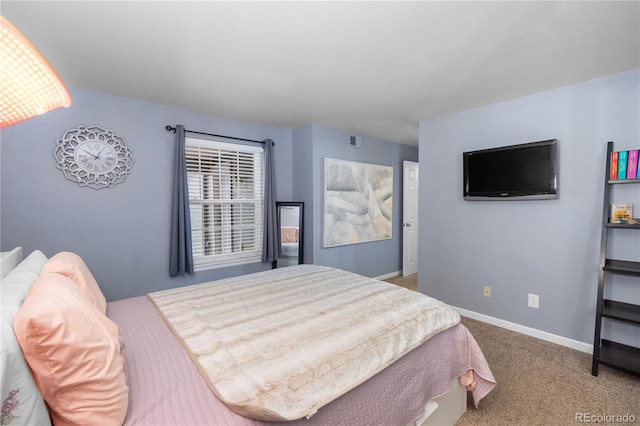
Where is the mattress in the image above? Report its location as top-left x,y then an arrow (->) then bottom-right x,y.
108,296 -> 495,425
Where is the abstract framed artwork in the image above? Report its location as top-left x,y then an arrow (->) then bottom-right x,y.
323,158 -> 393,247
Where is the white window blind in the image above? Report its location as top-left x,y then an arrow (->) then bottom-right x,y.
185,137 -> 263,270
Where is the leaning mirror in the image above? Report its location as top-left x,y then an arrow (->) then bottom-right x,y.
276,202 -> 304,267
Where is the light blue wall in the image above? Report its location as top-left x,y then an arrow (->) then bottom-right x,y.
0,88 -> 293,301
1,88 -> 414,301
418,69 -> 640,345
292,124 -> 419,278
291,126 -> 315,262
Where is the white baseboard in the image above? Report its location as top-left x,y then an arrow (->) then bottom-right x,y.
452,306 -> 593,354
376,270 -> 402,281
374,274 -> 592,354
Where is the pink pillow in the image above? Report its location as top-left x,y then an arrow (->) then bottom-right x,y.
41,252 -> 107,314
13,272 -> 128,425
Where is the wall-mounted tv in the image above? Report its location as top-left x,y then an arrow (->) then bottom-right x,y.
463,139 -> 558,200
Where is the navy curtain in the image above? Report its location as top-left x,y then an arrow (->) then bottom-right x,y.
169,124 -> 194,276
262,139 -> 279,265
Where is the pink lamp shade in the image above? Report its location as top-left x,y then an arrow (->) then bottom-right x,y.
1,15 -> 71,128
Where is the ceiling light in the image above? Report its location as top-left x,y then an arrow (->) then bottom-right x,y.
0,15 -> 71,128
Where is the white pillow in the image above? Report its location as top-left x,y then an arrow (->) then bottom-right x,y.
5,250 -> 47,278
1,250 -> 51,426
0,247 -> 23,279
2,250 -> 48,309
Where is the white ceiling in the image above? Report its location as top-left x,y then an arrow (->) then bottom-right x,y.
2,1 -> 639,146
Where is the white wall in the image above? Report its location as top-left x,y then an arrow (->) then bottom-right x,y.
418,69 -> 640,345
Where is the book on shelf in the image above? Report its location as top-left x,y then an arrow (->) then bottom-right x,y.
617,151 -> 628,180
628,149 -> 639,179
611,203 -> 633,224
610,151 -> 618,180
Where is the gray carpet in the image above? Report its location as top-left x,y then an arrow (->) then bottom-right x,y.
384,275 -> 640,425
457,317 -> 639,425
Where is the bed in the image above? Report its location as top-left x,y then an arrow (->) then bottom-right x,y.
280,226 -> 300,266
2,248 -> 496,426
281,242 -> 298,258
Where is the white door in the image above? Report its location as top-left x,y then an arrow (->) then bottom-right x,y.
402,161 -> 419,276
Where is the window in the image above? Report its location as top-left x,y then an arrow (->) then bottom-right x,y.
186,137 -> 263,270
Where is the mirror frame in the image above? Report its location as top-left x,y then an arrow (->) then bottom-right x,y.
276,201 -> 304,266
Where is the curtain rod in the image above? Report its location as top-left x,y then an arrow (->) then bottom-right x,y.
165,125 -> 274,145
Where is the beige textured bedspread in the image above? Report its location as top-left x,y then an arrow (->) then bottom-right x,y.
147,264 -> 460,422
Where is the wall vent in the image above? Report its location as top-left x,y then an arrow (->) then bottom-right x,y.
349,135 -> 362,147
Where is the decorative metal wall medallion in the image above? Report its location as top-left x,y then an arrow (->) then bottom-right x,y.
54,125 -> 134,189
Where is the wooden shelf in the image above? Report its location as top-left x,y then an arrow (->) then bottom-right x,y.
592,142 -> 640,378
608,178 -> 640,184
604,259 -> 640,277
597,340 -> 640,377
602,300 -> 640,325
606,222 -> 640,229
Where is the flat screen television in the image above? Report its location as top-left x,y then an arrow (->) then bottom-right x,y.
463,139 -> 558,200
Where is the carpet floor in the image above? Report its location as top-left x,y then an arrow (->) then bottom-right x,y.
384,274 -> 640,425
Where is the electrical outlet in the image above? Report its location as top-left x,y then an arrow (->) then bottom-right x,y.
528,293 -> 539,309
483,286 -> 491,297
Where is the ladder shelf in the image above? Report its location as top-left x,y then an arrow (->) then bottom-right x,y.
591,141 -> 640,377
